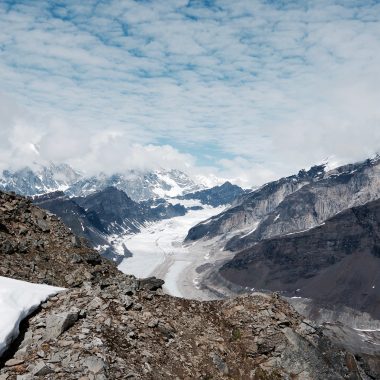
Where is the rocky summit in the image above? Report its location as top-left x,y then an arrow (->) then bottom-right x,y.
0,190 -> 374,379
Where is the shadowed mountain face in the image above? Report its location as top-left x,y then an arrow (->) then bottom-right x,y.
34,187 -> 186,262
220,198 -> 380,319
226,157 -> 380,251
177,181 -> 245,207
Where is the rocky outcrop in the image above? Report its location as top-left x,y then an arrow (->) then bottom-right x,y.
220,198 -> 380,319
0,285 -> 365,380
0,191 -> 120,287
0,190 -> 370,379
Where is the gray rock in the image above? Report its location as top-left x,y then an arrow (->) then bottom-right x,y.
32,361 -> 54,376
83,356 -> 107,374
16,375 -> 32,380
4,358 -> 24,366
121,295 -> 133,309
211,352 -> 229,375
36,218 -> 50,233
45,310 -> 79,339
138,277 -> 164,291
1,240 -> 15,255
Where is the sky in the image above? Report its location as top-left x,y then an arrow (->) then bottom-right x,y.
0,0 -> 380,187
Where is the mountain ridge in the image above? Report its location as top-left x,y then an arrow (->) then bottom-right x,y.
0,164 -> 211,202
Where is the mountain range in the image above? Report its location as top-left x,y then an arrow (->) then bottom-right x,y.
0,164 -> 206,202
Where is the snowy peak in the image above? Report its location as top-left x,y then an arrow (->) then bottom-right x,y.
67,168 -> 204,201
0,163 -> 81,196
0,164 -> 205,202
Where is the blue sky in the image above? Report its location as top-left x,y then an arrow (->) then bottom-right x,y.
0,0 -> 380,185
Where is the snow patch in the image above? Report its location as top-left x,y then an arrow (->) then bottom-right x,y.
0,276 -> 64,356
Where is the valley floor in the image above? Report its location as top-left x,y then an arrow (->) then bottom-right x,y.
116,201 -> 229,300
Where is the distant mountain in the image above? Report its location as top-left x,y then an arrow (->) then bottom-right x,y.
0,163 -> 81,196
219,197 -> 380,319
34,187 -> 186,262
0,164 -> 205,202
177,181 -> 246,207
66,169 -> 204,201
32,190 -> 115,256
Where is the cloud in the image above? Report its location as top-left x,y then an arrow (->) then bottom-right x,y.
0,0 -> 379,186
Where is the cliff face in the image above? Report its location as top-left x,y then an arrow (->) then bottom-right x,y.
186,165 -> 326,242
227,157 -> 380,251
0,190 -> 369,379
220,198 -> 380,319
186,158 -> 380,257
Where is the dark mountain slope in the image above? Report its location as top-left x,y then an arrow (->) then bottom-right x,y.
220,198 -> 380,319
34,188 -> 186,261
34,191 -> 107,239
178,181 -> 245,207
74,186 -> 146,235
74,187 -> 186,235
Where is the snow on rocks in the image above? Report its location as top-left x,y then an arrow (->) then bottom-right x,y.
0,276 -> 64,356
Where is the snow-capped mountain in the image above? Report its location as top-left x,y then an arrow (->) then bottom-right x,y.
0,163 -> 81,196
65,169 -> 204,201
0,164 -> 205,202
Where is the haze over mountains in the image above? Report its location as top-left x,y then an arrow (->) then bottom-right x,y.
0,163 -> 210,202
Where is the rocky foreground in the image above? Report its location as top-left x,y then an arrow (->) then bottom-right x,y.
0,191 -> 376,379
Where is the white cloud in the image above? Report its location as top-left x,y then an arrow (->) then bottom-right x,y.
0,1 -> 379,186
